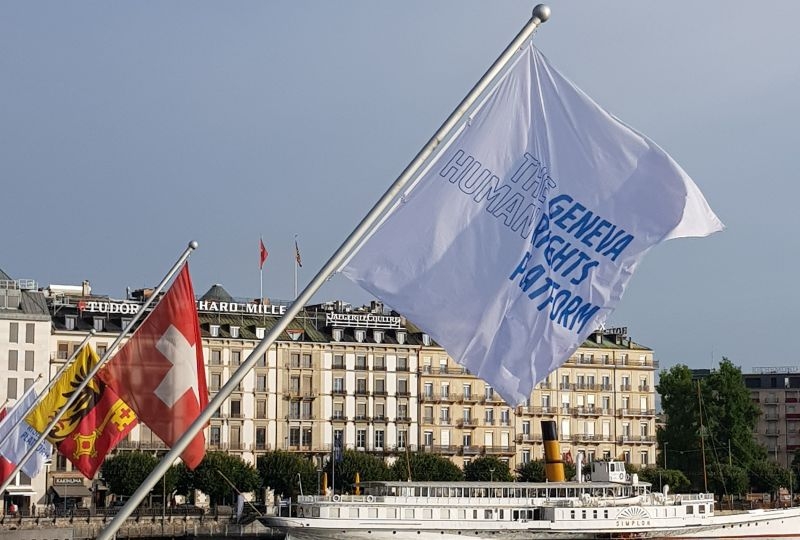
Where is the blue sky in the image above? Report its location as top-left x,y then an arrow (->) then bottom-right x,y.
2,2 -> 798,374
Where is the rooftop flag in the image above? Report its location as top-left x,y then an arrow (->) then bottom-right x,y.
259,238 -> 269,270
342,42 -> 723,405
294,239 -> 302,268
99,264 -> 208,468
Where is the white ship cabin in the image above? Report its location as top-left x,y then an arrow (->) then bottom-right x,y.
290,461 -> 711,524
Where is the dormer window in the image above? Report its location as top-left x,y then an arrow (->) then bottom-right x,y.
65,316 -> 76,331
333,329 -> 343,342
121,318 -> 132,330
422,334 -> 431,346
255,327 -> 265,339
93,317 -> 105,332
374,330 -> 383,344
230,326 -> 240,338
396,331 -> 406,345
355,330 -> 366,343
210,324 -> 220,337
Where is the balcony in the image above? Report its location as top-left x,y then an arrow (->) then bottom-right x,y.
420,393 -> 435,403
397,390 -> 411,397
331,415 -> 348,423
355,389 -> 369,396
516,434 -> 542,444
619,384 -> 632,392
765,430 -> 781,437
373,390 -> 388,397
533,406 -> 556,416
462,394 -> 479,404
617,435 -> 656,444
422,416 -> 434,424
617,408 -> 655,417
332,361 -> 346,370
764,413 -> 780,422
572,406 -> 600,417
373,415 -> 388,423
638,385 -> 650,392
484,445 -> 515,456
437,417 -> 451,426
373,364 -> 387,372
354,415 -> 371,422
396,416 -> 412,423
332,388 -> 347,396
461,445 -> 482,456
572,434 -> 604,443
396,365 -> 410,372
457,418 -> 478,429
485,394 -> 504,404
355,363 -> 368,371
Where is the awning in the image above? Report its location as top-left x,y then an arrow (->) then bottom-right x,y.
4,487 -> 36,495
51,485 -> 92,498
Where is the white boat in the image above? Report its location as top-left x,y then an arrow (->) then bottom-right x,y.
259,459 -> 800,539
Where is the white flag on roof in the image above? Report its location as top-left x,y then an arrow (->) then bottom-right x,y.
342,43 -> 723,405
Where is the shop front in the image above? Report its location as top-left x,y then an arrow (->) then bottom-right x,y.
49,475 -> 91,515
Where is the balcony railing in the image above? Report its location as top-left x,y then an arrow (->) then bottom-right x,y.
617,435 -> 656,444
484,445 -> 515,455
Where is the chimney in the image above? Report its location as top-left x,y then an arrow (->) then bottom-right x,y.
541,420 -> 565,482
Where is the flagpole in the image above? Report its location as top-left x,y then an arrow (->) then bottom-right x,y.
97,7 -> 551,538
294,235 -> 298,300
0,242 -> 197,497
0,330 -> 96,466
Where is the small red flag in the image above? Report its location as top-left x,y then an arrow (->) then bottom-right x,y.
0,408 -> 15,484
259,238 -> 269,270
99,264 -> 208,469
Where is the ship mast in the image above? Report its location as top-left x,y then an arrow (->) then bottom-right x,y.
698,381 -> 708,492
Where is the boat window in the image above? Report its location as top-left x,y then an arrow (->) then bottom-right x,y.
473,510 -> 478,520
686,506 -> 694,515
593,510 -> 597,519
513,510 -> 519,521
604,510 -> 608,519
312,507 -> 320,517
570,510 -> 575,519
405,508 -> 415,518
350,507 -> 359,518
484,509 -> 493,519
699,505 -> 705,514
386,508 -> 396,518
330,508 -> 339,518
440,508 -> 450,519
368,508 -> 378,518
581,510 -> 586,519
499,509 -> 504,519
458,509 -> 466,519
423,509 -> 432,519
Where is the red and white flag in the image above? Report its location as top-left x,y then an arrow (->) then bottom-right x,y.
0,408 -> 15,484
259,238 -> 268,270
99,264 -> 208,468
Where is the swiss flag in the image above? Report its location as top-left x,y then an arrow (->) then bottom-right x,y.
99,264 -> 208,468
259,238 -> 268,270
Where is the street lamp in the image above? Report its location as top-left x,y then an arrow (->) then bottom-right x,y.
664,441 -> 668,469
489,468 -> 495,482
316,464 -> 322,496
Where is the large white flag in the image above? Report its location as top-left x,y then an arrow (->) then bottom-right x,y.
342,43 -> 723,405
0,384 -> 53,478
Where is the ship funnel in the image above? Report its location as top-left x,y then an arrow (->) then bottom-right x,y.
541,420 -> 565,482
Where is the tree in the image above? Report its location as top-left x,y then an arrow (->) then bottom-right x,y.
516,460 -> 546,482
464,456 -> 512,482
748,459 -> 790,494
708,464 -> 749,497
391,453 -> 463,482
657,359 -> 763,492
330,449 -> 392,493
102,452 -> 158,497
257,451 -> 318,502
177,451 -> 260,506
635,467 -> 691,494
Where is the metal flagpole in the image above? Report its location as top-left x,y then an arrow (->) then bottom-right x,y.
293,234 -> 298,300
97,7 -> 551,538
0,241 -> 197,497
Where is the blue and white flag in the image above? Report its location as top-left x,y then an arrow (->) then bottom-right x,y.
0,384 -> 52,478
342,43 -> 723,406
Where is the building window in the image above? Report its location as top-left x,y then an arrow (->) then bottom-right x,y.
255,327 -> 265,339
355,355 -> 367,370
256,375 -> 267,392
522,450 -> 531,464
65,316 -> 76,331
230,400 -> 241,418
355,330 -> 366,343
423,382 -> 433,397
8,350 -> 18,371
23,378 -> 33,391
289,427 -> 301,446
397,356 -> 408,371
211,350 -> 222,365
374,355 -> 385,370
333,354 -> 345,369
231,350 -> 241,366
209,373 -> 221,391
398,430 -> 407,449
302,353 -> 312,368
230,326 -> 240,338
374,430 -> 384,449
424,431 -> 433,447
93,317 -> 105,332
463,384 -> 472,399
25,323 -> 35,344
333,328 -> 343,341
640,451 -> 648,465
333,377 -> 345,394
6,378 -> 17,399
210,325 -> 220,337
290,353 -> 300,368
356,429 -> 367,449
256,427 -> 267,450
9,322 -> 19,343
397,379 -> 408,395
256,400 -> 266,419
257,353 -> 267,367
210,426 -> 221,446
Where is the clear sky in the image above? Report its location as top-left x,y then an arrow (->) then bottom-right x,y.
2,2 -> 797,374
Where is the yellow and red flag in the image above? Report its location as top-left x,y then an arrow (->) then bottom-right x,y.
57,382 -> 137,478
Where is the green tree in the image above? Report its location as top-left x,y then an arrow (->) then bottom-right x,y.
708,464 -> 749,497
330,449 -> 392,493
177,451 -> 260,506
102,452 -> 158,497
464,456 -> 512,482
257,451 -> 318,501
635,467 -> 691,494
516,459 -> 546,482
657,359 -> 763,492
748,459 -> 790,494
391,453 -> 463,481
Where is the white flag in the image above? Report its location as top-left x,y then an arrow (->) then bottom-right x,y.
342,43 -> 723,405
0,385 -> 52,478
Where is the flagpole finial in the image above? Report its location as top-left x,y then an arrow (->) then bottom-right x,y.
189,240 -> 199,250
532,4 -> 551,23
90,328 -> 97,335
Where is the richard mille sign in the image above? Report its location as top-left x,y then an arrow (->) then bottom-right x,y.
325,313 -> 402,329
81,300 -> 287,316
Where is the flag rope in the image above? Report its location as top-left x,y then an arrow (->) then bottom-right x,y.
0,242 -> 197,497
96,7 -> 551,539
